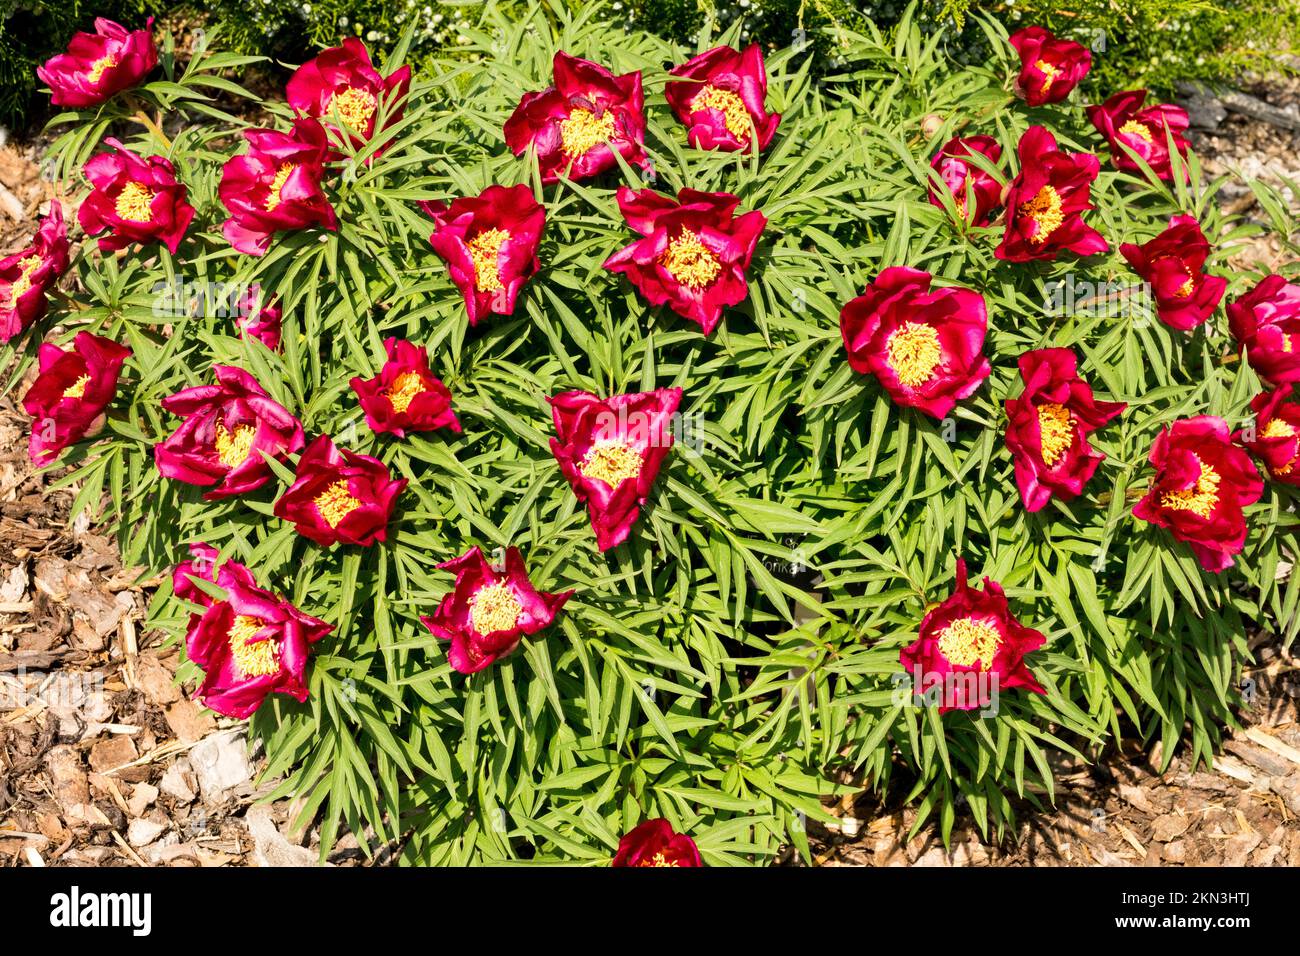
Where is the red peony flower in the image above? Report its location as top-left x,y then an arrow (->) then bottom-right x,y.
37,17 -> 157,109
1004,348 -> 1126,512
349,337 -> 460,438
22,331 -> 131,466
928,135 -> 1003,226
272,434 -> 407,547
155,365 -> 305,500
1227,274 -> 1300,387
420,183 -> 545,325
233,286 -> 282,350
1133,416 -> 1263,573
285,37 -> 411,150
899,557 -> 1047,713
419,546 -> 573,675
549,387 -> 682,551
603,186 -> 766,336
1086,89 -> 1190,181
503,51 -> 649,184
839,266 -> 991,419
1240,386 -> 1300,486
1,201 -> 70,342
185,576 -> 332,719
611,818 -> 703,867
995,126 -> 1107,262
1120,215 -> 1226,331
78,139 -> 194,255
219,119 -> 338,256
664,44 -> 780,152
1007,26 -> 1091,106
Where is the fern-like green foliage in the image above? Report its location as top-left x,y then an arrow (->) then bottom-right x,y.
18,0 -> 1300,865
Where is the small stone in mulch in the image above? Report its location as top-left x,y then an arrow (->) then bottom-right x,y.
191,730 -> 255,802
127,817 -> 166,847
159,758 -> 197,803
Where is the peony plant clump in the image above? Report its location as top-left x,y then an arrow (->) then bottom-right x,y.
10,1 -> 1299,865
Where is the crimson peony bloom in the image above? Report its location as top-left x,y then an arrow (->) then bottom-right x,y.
1004,348 -> 1126,512
1,201 -> 70,342
604,187 -> 766,336
23,331 -> 131,466
549,387 -> 682,551
664,44 -> 780,152
899,557 -> 1047,713
503,51 -> 649,184
234,287 -> 282,350
285,37 -> 411,149
1086,89 -> 1190,181
420,183 -> 545,325
349,337 -> 460,438
37,17 -> 157,109
612,818 -> 703,867
1120,215 -> 1226,332
839,266 -> 990,420
928,135 -> 1003,226
1227,274 -> 1300,387
419,546 -> 574,675
995,126 -> 1107,262
78,139 -> 194,255
1133,416 -> 1263,573
156,365 -> 305,500
219,119 -> 338,256
1007,26 -> 1091,106
185,577 -> 332,719
1241,387 -> 1300,486
272,434 -> 407,547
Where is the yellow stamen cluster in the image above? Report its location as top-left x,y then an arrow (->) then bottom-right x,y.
1261,418 -> 1298,474
1118,119 -> 1153,142
63,375 -> 91,400
87,54 -> 119,84
885,322 -> 943,388
7,255 -> 43,306
640,852 -> 679,867
658,229 -> 722,290
937,616 -> 1002,671
1157,256 -> 1195,298
579,440 -> 644,489
265,163 -> 296,212
214,423 -> 256,469
1037,402 -> 1074,467
467,228 -> 510,294
1160,454 -> 1221,519
692,85 -> 752,140
559,107 -> 616,158
114,181 -> 155,223
1021,185 -> 1063,245
314,479 -> 362,528
469,580 -> 524,635
1034,59 -> 1061,94
384,370 -> 426,415
330,86 -> 377,131
227,615 -> 282,678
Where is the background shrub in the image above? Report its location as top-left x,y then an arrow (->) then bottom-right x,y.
6,0 -> 1300,131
